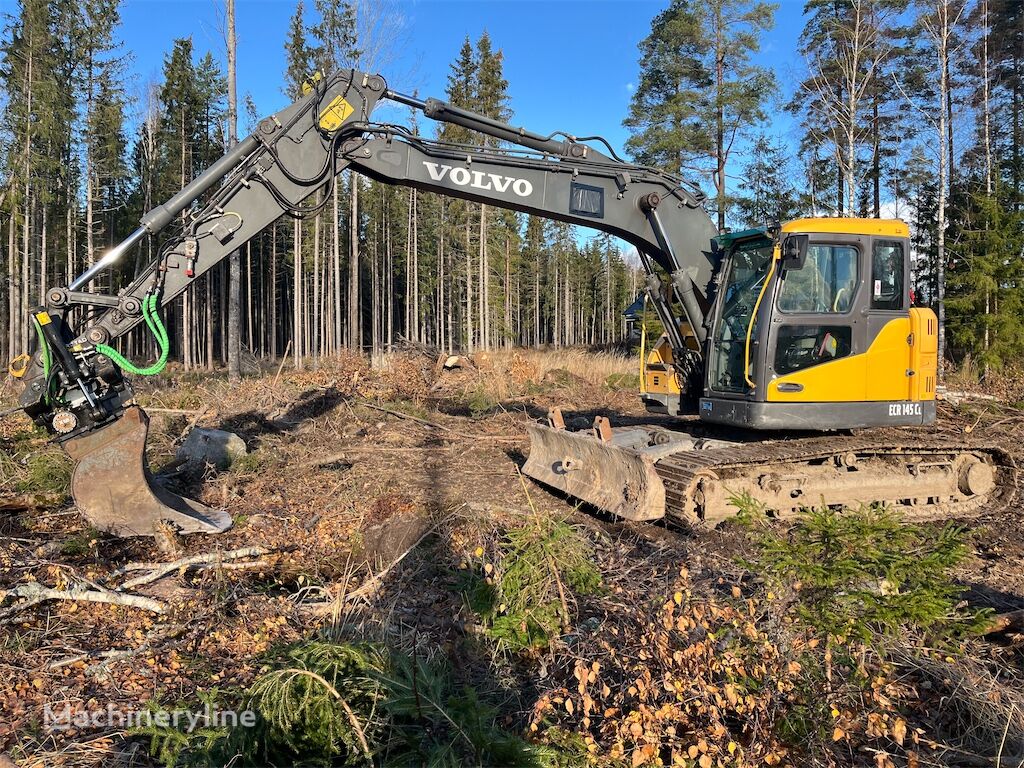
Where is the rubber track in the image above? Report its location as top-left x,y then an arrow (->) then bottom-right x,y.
653,434 -> 1019,523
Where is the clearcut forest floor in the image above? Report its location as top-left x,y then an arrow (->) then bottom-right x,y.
3,347 -> 1024,767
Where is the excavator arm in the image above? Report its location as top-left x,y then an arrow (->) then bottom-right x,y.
13,69 -> 720,537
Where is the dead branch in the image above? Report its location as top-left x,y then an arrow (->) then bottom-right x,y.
0,582 -> 165,622
985,609 -> 1024,635
357,401 -> 520,441
49,622 -> 190,670
272,340 -> 292,389
303,445 -> 458,469
301,526 -> 436,615
113,546 -> 272,590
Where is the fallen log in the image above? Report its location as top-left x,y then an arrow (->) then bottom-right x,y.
984,609 -> 1024,635
112,545 -> 272,590
0,582 -> 165,622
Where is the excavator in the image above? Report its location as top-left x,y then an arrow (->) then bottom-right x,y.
7,69 -> 1009,537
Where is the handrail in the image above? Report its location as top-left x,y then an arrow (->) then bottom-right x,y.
743,246 -> 779,389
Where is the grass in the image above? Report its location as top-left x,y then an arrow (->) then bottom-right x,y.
15,450 -> 73,497
136,638 -> 559,768
737,495 -> 990,645
464,507 -> 602,654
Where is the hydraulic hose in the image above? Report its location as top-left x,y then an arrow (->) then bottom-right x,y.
95,294 -> 169,376
32,316 -> 52,403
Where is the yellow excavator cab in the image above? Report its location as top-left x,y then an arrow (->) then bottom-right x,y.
640,217 -> 938,431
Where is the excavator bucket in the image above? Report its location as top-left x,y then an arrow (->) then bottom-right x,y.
62,406 -> 233,538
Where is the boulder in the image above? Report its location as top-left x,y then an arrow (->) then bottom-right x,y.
176,428 -> 247,470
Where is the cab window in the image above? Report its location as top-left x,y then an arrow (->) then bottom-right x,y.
778,244 -> 858,314
774,325 -> 852,375
871,241 -> 904,310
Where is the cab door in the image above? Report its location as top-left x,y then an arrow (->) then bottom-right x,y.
764,235 -> 915,404
862,238 -> 914,401
763,234 -> 868,402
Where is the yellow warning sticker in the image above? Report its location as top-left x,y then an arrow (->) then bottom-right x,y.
318,96 -> 354,132
35,311 -> 52,325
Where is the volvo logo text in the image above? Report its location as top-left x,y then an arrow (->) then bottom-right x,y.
422,162 -> 533,197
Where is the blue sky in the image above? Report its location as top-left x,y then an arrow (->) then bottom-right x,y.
106,0 -> 811,199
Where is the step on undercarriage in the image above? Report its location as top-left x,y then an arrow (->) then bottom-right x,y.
523,408 -> 1016,525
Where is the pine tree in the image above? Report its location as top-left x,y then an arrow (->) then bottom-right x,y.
732,134 -> 803,228
473,31 -> 511,350
80,0 -> 128,270
986,0 -> 1023,204
312,0 -> 357,72
625,0 -> 775,228
946,184 -> 1024,368
284,1 -> 317,98
790,0 -> 902,215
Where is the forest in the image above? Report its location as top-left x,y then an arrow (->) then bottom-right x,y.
0,0 -> 1021,376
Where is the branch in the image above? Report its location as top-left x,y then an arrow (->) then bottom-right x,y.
0,582 -> 165,623
113,546 -> 273,590
301,526 -> 436,615
357,401 -> 520,441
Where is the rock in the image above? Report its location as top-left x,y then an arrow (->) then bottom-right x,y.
442,354 -> 473,370
176,428 -> 247,470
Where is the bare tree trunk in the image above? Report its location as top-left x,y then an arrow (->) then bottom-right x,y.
441,202 -> 452,353
553,254 -> 560,348
348,174 -> 359,350
479,205 -> 488,350
312,195 -> 320,367
293,218 -> 302,369
412,189 -> 420,343
271,225 -> 278,360
945,50 -> 955,197
386,204 -> 393,347
404,189 -> 412,337
371,195 -> 380,355
8,218 -> 17,362
564,261 -> 571,346
40,207 -> 47,304
436,204 -> 444,350
872,98 -> 881,217
465,216 -> 473,353
504,232 -> 511,349
534,251 -> 540,348
206,280 -> 214,371
226,0 -> 241,381
330,182 -> 339,354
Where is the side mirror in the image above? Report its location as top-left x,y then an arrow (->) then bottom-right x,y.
781,234 -> 809,269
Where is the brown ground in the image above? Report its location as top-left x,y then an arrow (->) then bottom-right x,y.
1,349 -> 1023,766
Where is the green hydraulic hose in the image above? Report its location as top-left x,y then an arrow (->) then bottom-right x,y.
95,294 -> 169,376
32,316 -> 52,402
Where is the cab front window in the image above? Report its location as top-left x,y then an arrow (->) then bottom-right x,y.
708,243 -> 773,393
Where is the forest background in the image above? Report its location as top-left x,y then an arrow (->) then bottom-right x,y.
0,0 -> 1020,377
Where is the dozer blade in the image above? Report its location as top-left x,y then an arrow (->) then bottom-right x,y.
63,406 -> 233,538
523,422 -> 670,521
